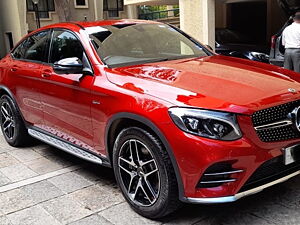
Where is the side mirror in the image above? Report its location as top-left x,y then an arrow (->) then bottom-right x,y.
82,67 -> 93,76
53,57 -> 83,74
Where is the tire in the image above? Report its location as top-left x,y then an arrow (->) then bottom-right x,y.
113,127 -> 181,219
0,95 -> 32,147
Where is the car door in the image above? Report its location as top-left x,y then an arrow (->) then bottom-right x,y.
39,29 -> 95,151
6,30 -> 51,126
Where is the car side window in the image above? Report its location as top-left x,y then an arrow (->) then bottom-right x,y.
12,30 -> 50,62
50,30 -> 84,64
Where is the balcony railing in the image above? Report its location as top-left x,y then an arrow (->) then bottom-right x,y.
139,8 -> 179,20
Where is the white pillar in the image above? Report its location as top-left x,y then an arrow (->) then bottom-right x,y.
94,0 -> 104,20
179,0 -> 215,49
0,0 -> 28,54
0,20 -> 5,58
126,5 -> 138,19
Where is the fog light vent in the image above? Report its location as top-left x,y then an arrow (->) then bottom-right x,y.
197,163 -> 243,188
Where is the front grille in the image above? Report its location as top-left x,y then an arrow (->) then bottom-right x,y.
239,155 -> 300,193
252,100 -> 300,142
256,125 -> 300,142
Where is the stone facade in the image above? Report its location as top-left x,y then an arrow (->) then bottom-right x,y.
0,0 -> 138,58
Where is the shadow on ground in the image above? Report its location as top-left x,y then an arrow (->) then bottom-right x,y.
28,141 -> 300,225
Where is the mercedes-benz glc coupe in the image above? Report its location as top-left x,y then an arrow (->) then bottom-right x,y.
1,20 -> 300,219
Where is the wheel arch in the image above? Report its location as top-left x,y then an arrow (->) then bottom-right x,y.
105,112 -> 184,199
0,85 -> 14,99
0,85 -> 26,124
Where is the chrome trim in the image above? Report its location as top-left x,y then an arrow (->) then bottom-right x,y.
92,100 -> 101,105
183,196 -> 237,204
183,170 -> 300,204
200,179 -> 236,184
290,106 -> 300,132
28,128 -> 103,165
254,120 -> 292,130
204,170 -> 244,176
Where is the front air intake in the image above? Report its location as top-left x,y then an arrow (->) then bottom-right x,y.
197,162 -> 243,188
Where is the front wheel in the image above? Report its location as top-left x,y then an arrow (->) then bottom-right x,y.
113,127 -> 181,219
0,95 -> 32,146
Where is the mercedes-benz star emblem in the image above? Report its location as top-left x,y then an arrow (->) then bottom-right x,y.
288,88 -> 297,93
291,106 -> 300,132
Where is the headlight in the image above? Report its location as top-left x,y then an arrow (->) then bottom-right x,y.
249,52 -> 269,61
168,108 -> 242,141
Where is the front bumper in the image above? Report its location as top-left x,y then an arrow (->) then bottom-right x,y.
160,114 -> 300,202
183,170 -> 300,204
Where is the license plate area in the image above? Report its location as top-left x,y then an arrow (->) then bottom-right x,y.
283,144 -> 300,165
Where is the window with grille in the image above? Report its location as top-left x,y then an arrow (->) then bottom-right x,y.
104,0 -> 124,17
75,0 -> 88,8
26,0 -> 55,19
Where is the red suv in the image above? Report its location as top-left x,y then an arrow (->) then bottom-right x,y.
1,20 -> 300,219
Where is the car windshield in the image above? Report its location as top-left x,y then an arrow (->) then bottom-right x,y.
87,23 -> 208,68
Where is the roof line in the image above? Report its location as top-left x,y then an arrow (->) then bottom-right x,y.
69,22 -> 86,30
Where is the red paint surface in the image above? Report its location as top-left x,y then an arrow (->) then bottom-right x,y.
1,20 -> 300,199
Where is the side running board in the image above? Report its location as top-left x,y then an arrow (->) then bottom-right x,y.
28,128 -> 103,165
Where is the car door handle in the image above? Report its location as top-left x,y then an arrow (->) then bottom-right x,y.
42,73 -> 52,78
10,67 -> 18,72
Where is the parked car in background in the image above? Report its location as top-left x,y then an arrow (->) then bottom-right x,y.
269,0 -> 300,66
2,20 -> 300,219
216,28 -> 270,63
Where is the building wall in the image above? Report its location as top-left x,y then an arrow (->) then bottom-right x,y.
26,0 -> 130,32
0,0 -> 28,57
69,0 -> 96,21
124,0 -> 178,5
27,0 -> 97,32
179,0 -> 215,47
0,19 -> 5,58
0,0 -> 133,57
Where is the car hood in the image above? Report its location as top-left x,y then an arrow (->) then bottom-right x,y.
105,55 -> 300,115
278,0 -> 300,15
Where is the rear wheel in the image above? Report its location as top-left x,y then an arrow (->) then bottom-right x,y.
113,127 -> 181,219
0,95 -> 32,146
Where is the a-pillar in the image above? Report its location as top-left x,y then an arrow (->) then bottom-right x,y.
179,0 -> 215,49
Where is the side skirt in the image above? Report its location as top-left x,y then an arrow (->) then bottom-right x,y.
28,128 -> 110,167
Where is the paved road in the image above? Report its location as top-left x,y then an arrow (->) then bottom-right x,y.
0,133 -> 300,225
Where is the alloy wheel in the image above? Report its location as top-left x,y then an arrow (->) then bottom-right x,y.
1,102 -> 15,139
118,139 -> 160,207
